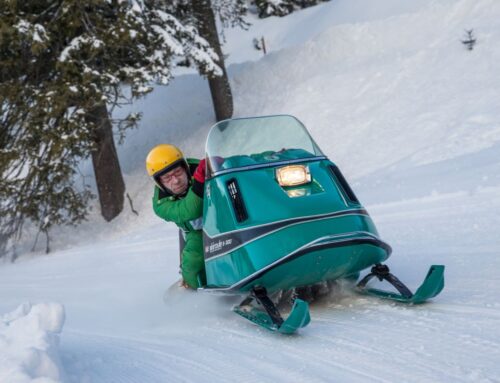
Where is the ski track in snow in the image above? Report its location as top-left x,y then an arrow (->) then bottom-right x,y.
57,283 -> 500,383
2,188 -> 500,382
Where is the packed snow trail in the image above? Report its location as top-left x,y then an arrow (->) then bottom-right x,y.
1,185 -> 500,382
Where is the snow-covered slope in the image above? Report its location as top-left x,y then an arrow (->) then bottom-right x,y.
1,0 -> 500,381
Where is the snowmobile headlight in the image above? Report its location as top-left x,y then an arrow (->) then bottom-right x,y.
276,165 -> 311,187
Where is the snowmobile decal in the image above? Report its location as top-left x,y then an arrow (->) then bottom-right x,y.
203,208 -> 370,260
205,232 -> 391,292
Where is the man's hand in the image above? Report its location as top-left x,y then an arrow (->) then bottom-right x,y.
193,158 -> 206,183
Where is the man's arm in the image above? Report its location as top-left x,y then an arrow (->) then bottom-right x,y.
152,159 -> 206,225
153,185 -> 203,225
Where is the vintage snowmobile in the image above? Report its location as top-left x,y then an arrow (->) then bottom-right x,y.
197,115 -> 444,334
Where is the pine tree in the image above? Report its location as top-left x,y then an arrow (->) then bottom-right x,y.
211,0 -> 249,30
165,0 -> 248,121
192,0 -> 233,121
253,0 -> 329,18
254,0 -> 293,18
0,0 -> 220,254
165,0 -> 248,34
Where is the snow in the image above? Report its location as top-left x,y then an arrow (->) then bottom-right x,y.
33,25 -> 48,43
14,20 -> 31,34
2,0 -> 500,381
151,25 -> 185,56
0,303 -> 65,383
59,37 -> 104,63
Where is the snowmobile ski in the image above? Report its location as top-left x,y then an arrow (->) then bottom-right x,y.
233,286 -> 310,334
356,264 -> 445,304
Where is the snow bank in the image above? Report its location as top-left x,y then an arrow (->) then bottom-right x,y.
231,0 -> 500,179
0,303 -> 66,383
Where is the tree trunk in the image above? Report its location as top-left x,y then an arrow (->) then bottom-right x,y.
192,0 -> 233,121
88,103 -> 125,221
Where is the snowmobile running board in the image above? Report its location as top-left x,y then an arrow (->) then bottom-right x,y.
233,286 -> 310,334
356,264 -> 445,304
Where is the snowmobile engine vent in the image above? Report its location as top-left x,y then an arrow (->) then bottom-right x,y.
227,178 -> 248,222
328,165 -> 359,204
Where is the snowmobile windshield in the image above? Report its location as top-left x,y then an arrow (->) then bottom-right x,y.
205,115 -> 325,175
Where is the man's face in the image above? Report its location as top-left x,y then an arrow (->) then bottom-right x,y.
158,166 -> 188,195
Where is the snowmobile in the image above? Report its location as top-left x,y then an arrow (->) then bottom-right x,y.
197,115 -> 445,334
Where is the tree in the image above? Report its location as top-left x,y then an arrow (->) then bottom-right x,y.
166,0 -> 248,122
192,0 -> 233,121
461,29 -> 476,51
253,0 -> 329,18
0,0 -> 220,254
86,103 -> 125,222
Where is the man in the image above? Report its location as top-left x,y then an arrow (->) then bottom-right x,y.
146,144 -> 206,289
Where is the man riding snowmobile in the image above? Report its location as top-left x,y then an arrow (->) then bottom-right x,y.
146,144 -> 207,289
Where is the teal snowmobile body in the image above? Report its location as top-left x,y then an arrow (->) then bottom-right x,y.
199,115 -> 444,333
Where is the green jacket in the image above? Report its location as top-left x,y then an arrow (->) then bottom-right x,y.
153,185 -> 203,232
151,158 -> 205,289
152,158 -> 203,232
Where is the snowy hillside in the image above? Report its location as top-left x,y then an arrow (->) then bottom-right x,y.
1,0 -> 500,382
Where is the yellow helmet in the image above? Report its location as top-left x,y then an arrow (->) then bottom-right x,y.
146,144 -> 185,177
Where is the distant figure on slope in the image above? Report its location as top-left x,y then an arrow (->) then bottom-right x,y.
146,144 -> 207,289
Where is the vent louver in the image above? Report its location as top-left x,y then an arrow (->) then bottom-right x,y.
227,178 -> 248,222
329,165 -> 359,204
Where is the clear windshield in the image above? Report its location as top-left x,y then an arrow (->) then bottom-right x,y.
206,115 -> 324,174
